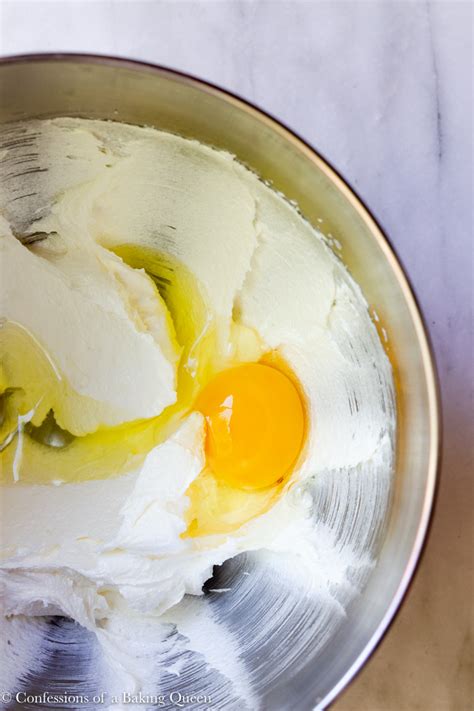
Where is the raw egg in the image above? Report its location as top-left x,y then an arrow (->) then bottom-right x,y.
196,362 -> 305,490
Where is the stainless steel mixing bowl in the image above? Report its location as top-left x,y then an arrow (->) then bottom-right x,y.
0,54 -> 440,710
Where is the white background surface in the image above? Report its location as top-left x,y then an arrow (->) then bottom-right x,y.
0,2 -> 472,709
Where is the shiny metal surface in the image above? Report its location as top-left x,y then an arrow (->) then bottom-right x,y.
0,55 -> 440,710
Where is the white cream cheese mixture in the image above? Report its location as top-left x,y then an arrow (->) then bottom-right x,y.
0,118 -> 395,706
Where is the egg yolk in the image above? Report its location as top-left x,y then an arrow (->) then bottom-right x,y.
195,363 -> 305,490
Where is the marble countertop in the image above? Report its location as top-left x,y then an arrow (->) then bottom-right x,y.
0,1 -> 472,710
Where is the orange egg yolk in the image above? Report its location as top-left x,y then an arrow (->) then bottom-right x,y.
195,363 -> 305,490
